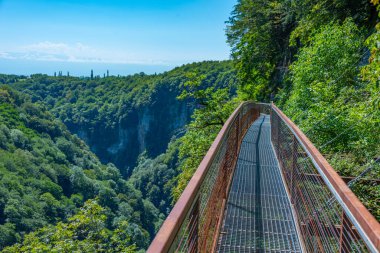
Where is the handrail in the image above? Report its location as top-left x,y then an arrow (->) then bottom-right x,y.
271,103 -> 380,252
148,102 -> 379,253
146,101 -> 241,252
147,102 -> 267,252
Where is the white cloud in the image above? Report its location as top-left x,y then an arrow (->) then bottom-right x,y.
0,52 -> 16,60
0,41 -> 169,65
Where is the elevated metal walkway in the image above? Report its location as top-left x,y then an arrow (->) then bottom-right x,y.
148,103 -> 380,253
217,115 -> 302,252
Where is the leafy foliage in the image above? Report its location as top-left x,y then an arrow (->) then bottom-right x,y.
227,0 -> 375,101
172,72 -> 238,200
6,61 -> 235,176
226,0 -> 289,101
0,61 -> 237,250
228,0 -> 379,220
128,139 -> 180,215
279,20 -> 380,218
2,199 -> 137,253
281,20 -> 365,149
0,87 -> 158,251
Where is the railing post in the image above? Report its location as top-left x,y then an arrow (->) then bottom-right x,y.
290,135 -> 297,203
270,104 -> 273,142
236,112 -> 240,158
188,197 -> 199,253
339,212 -> 351,253
239,111 -> 242,143
277,114 -> 281,157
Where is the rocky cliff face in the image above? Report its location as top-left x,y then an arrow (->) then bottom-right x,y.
11,61 -> 235,178
68,85 -> 193,177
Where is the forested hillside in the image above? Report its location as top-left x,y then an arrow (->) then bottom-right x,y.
0,61 -> 236,251
7,61 -> 235,176
0,87 -> 158,251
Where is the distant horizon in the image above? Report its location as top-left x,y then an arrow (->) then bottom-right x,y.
0,58 -> 231,77
0,58 -> 173,77
0,0 -> 236,76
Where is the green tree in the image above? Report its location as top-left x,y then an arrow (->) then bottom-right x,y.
173,72 -> 238,199
2,200 -> 136,253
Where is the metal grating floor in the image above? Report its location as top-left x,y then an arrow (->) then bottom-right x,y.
216,115 -> 302,253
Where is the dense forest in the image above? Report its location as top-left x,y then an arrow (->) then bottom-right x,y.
6,61 -> 236,176
0,0 -> 379,252
0,61 -> 236,251
0,86 -> 161,251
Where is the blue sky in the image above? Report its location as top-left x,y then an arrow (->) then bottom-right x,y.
0,0 -> 236,76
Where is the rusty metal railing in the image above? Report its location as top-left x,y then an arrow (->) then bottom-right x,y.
148,102 -> 379,253
271,104 -> 380,252
147,102 -> 269,253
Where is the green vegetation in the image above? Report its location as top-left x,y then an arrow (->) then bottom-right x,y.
0,61 -> 236,251
173,73 -> 238,199
0,87 -> 162,251
2,200 -> 136,253
224,0 -> 380,219
279,19 -> 380,218
226,0 -> 375,101
128,139 -> 180,215
7,61 -> 235,176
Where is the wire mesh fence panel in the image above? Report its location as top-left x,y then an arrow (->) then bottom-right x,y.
271,106 -> 378,253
